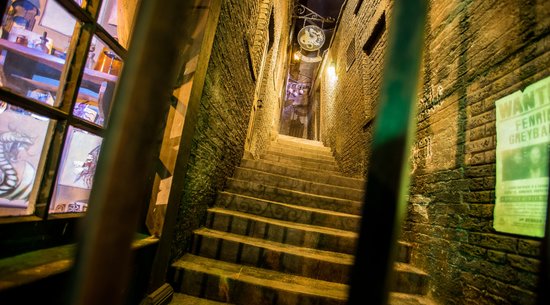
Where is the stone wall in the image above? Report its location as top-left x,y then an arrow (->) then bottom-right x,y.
171,0 -> 262,260
321,0 -> 550,304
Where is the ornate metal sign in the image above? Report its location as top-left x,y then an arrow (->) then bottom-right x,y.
297,25 -> 325,51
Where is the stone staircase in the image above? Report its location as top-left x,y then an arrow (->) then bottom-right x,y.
169,135 -> 434,305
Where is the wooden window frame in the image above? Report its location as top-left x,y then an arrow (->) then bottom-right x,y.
0,0 -> 130,259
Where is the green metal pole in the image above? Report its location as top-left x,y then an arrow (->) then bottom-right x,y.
347,1 -> 427,304
69,1 -> 195,305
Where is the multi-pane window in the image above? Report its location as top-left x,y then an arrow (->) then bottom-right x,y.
0,0 -> 134,223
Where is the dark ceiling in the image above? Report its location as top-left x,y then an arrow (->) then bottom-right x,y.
302,0 -> 345,20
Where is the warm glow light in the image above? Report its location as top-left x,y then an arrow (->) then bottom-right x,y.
293,51 -> 301,61
327,65 -> 337,82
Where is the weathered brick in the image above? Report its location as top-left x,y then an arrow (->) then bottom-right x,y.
507,254 -> 540,273
518,239 -> 541,257
464,164 -> 495,178
468,233 -> 517,252
487,250 -> 506,264
462,191 -> 494,203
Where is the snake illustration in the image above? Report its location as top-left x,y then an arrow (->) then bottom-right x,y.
0,130 -> 36,201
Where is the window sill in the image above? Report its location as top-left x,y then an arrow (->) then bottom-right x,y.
0,234 -> 158,292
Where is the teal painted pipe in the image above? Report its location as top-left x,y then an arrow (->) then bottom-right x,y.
347,0 -> 428,304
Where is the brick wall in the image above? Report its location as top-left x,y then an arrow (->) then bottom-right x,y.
405,0 -> 550,303
249,0 -> 272,78
321,0 -> 550,303
171,0 -> 261,260
320,0 -> 391,177
247,0 -> 291,158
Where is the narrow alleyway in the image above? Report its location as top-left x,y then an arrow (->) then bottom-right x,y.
0,1 -> 548,304
168,135 -> 434,305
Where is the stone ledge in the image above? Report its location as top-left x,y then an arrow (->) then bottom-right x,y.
0,234 -> 159,292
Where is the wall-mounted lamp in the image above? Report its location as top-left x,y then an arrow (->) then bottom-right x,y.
327,65 -> 337,82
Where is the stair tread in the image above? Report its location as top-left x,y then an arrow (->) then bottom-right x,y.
235,167 -> 364,194
394,262 -> 429,275
227,178 -> 363,205
173,254 -> 348,300
389,293 -> 437,305
195,227 -> 354,264
261,154 -> 339,170
171,293 -> 233,305
241,158 -> 365,185
277,135 -> 326,146
219,191 -> 362,219
208,207 -> 358,238
269,145 -> 333,156
170,290 -> 436,305
266,149 -> 336,162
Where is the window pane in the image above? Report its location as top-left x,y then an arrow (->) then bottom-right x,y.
0,0 -> 77,106
98,0 -> 139,49
0,101 -> 52,217
74,36 -> 122,126
49,126 -> 102,214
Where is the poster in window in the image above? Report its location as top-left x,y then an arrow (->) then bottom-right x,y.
494,75 -> 550,237
0,103 -> 50,216
57,128 -> 102,189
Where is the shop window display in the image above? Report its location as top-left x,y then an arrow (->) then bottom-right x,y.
74,35 -> 122,126
0,0 -> 78,106
0,0 -> 136,220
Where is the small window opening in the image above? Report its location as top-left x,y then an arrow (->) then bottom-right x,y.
363,12 -> 386,56
354,0 -> 365,15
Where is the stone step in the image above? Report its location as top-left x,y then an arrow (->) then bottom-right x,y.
270,141 -> 333,156
172,255 -> 431,304
215,192 -> 360,232
172,254 -> 348,305
170,292 -> 437,305
266,147 -> 335,163
261,153 -> 340,173
389,293 -> 438,305
240,159 -> 364,190
206,207 -> 357,255
393,263 -> 430,295
232,168 -> 364,202
276,135 -> 328,149
205,208 -> 413,263
225,179 -> 362,216
170,293 -> 233,305
191,228 -> 353,283
262,150 -> 338,170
